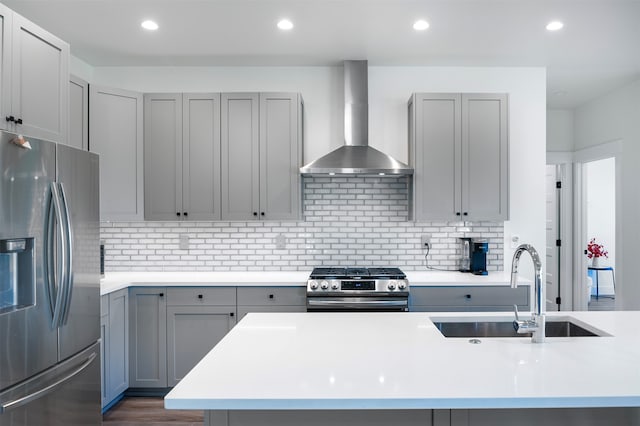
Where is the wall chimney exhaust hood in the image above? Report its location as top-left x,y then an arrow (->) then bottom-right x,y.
300,61 -> 413,176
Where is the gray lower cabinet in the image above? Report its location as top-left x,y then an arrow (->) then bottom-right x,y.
409,285 -> 529,312
90,85 -> 144,221
409,93 -> 508,221
100,298 -> 108,408
0,4 -> 69,143
144,93 -> 222,220
221,92 -> 303,221
237,286 -> 307,321
129,287 -> 236,389
166,287 -> 236,387
101,289 -> 129,409
129,287 -> 167,388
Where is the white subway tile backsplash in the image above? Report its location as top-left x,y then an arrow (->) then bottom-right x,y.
101,177 -> 504,272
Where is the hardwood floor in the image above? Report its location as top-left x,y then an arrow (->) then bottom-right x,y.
102,397 -> 204,426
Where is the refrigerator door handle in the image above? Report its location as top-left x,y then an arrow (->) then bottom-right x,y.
58,183 -> 74,326
44,182 -> 67,329
0,351 -> 97,413
0,351 -> 97,414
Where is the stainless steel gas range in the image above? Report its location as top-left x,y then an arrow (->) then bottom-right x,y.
306,267 -> 409,312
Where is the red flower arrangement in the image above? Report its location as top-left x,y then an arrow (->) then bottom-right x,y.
586,238 -> 608,259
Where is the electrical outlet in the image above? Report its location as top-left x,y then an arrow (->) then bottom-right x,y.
421,234 -> 432,249
275,234 -> 287,250
179,234 -> 190,250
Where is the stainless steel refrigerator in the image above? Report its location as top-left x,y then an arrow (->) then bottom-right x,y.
0,131 -> 101,425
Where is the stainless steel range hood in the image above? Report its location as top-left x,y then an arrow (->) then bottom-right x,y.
300,61 -> 413,176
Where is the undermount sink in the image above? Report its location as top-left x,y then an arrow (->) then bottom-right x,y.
432,317 -> 605,338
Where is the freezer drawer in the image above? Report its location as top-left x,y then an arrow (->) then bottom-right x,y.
0,342 -> 101,426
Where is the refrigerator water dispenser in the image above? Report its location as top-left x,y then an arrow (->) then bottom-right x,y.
0,238 -> 35,314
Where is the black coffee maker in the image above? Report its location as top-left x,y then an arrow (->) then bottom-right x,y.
458,238 -> 489,275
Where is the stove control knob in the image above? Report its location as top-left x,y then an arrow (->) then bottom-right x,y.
398,281 -> 407,290
320,281 -> 329,290
309,280 -> 319,290
331,282 -> 339,290
387,281 -> 396,291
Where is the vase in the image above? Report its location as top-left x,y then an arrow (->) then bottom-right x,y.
591,257 -> 600,268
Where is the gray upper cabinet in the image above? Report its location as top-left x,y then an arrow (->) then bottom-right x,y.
0,4 -> 11,132
144,93 -> 182,221
259,93 -> 303,220
0,6 -> 69,143
68,75 -> 89,150
409,93 -> 508,221
90,85 -> 144,221
461,94 -> 509,220
221,93 -> 260,220
221,92 -> 302,221
144,93 -> 221,221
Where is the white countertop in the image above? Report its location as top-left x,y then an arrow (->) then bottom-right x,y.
101,270 -> 521,295
165,311 -> 640,410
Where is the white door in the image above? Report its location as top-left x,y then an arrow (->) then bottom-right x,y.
545,165 -> 560,311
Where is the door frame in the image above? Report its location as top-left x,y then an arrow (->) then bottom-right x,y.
572,139 -> 622,310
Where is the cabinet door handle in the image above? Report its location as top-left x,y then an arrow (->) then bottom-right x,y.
463,212 -> 468,216
5,116 -> 14,122
269,294 -> 274,299
229,312 -> 234,317
464,294 -> 471,299
456,212 -> 461,216
253,212 -> 258,216
176,212 -> 181,217
15,118 -> 22,125
197,294 -> 203,299
183,212 -> 188,217
159,293 -> 164,297
261,212 -> 265,216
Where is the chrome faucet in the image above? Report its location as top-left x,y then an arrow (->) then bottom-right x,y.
510,244 -> 545,343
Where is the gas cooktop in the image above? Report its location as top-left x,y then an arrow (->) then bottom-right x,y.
309,267 -> 406,280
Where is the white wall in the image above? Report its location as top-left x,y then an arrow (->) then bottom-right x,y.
70,55 -> 94,82
88,65 -> 547,273
575,78 -> 640,309
547,109 -> 574,152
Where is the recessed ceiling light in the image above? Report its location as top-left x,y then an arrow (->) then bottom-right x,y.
546,21 -> 564,31
277,19 -> 294,31
413,19 -> 430,31
141,20 -> 159,31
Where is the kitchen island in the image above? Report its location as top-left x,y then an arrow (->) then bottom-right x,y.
165,311 -> 640,426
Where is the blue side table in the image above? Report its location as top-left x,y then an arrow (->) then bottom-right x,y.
587,266 -> 615,299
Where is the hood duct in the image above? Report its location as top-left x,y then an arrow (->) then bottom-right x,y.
300,60 -> 413,176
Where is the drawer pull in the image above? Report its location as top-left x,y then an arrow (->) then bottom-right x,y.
229,312 -> 234,317
269,294 -> 274,299
464,294 -> 471,299
159,293 -> 164,297
197,294 -> 203,299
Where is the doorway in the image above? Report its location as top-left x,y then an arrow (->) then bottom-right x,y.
584,157 -> 616,311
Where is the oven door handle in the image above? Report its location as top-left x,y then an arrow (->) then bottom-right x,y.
307,299 -> 408,307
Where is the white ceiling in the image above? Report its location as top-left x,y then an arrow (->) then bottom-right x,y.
4,0 -> 640,108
